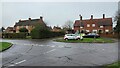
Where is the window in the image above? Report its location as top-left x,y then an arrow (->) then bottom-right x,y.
105,29 -> 109,32
100,26 -> 103,28
87,24 -> 90,27
92,30 -> 97,33
80,27 -> 83,28
86,30 -> 90,32
105,29 -> 109,34
26,26 -> 28,29
98,30 -> 103,34
17,26 -> 19,29
92,24 -> 95,27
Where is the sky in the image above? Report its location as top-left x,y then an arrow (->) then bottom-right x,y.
1,1 -> 119,28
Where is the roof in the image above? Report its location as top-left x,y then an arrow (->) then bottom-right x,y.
53,26 -> 61,29
6,27 -> 15,30
14,18 -> 46,27
74,18 -> 112,27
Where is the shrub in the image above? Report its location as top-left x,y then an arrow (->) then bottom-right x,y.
2,33 -> 26,39
31,24 -> 65,39
19,28 -> 28,33
31,24 -> 51,39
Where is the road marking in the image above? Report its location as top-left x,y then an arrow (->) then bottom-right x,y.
44,49 -> 56,54
58,46 -> 64,48
9,64 -> 15,66
15,60 -> 26,65
51,46 -> 55,47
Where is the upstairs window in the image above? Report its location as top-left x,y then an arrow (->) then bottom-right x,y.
100,26 -> 103,28
87,24 -> 90,27
92,24 -> 95,27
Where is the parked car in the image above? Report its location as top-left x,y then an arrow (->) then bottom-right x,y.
83,33 -> 100,38
64,34 -> 83,40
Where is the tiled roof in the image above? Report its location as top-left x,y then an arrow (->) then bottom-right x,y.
74,18 -> 112,27
14,18 -> 45,27
7,27 -> 15,30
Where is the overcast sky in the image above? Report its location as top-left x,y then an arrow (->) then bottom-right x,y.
1,1 -> 119,28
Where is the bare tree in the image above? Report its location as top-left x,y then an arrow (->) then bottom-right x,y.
63,20 -> 73,30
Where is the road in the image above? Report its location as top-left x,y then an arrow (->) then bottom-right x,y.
0,38 -> 118,68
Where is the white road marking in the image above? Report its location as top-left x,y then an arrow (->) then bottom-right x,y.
58,46 -> 64,48
44,49 -> 56,54
9,64 -> 15,66
15,60 -> 26,65
51,46 -> 55,47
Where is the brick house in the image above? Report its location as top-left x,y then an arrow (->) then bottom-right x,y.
52,26 -> 62,32
74,14 -> 113,34
5,27 -> 16,33
14,16 -> 47,33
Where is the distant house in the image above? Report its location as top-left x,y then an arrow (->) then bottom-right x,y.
74,14 -> 113,34
5,27 -> 15,33
14,16 -> 47,33
52,26 -> 62,32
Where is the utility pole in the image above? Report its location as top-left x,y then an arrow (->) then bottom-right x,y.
79,14 -> 81,39
79,14 -> 82,33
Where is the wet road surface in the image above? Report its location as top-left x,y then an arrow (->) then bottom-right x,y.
0,38 -> 118,67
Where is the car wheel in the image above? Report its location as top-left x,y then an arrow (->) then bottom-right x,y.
65,38 -> 68,41
77,38 -> 80,40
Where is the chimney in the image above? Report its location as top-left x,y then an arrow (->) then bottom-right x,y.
79,14 -> 82,20
19,19 -> 21,22
103,14 -> 105,19
40,16 -> 43,20
29,18 -> 31,20
91,15 -> 93,20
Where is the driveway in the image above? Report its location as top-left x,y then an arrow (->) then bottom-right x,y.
0,38 -> 118,67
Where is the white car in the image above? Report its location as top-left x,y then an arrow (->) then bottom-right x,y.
64,34 -> 83,40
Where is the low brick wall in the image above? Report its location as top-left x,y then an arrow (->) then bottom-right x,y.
99,34 -> 114,38
99,33 -> 119,38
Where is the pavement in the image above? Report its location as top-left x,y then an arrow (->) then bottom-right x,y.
0,38 -> 118,68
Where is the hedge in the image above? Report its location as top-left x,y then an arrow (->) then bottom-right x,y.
2,33 -> 26,39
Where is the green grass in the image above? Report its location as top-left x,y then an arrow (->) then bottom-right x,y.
104,61 -> 120,68
54,38 -> 114,43
0,42 -> 12,52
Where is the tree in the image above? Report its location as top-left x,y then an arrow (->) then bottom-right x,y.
63,20 -> 73,30
1,27 -> 5,32
19,28 -> 28,33
31,24 -> 51,39
114,11 -> 120,38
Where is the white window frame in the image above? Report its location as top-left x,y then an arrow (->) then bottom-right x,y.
86,30 -> 90,32
26,26 -> 28,29
87,24 -> 90,27
92,24 -> 95,27
80,27 -> 83,28
100,26 -> 103,28
105,29 -> 109,32
92,30 -> 97,33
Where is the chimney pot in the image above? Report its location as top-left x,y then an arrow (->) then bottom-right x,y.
19,19 -> 21,22
40,16 -> 43,20
91,15 -> 93,19
103,14 -> 105,19
79,14 -> 82,20
29,18 -> 31,20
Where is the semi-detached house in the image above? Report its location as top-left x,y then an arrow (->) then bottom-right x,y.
74,14 -> 113,34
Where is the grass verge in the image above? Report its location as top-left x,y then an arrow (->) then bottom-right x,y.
104,61 -> 120,68
54,38 -> 114,43
0,42 -> 12,52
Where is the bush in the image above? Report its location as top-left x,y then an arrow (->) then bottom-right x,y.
2,33 -> 26,39
31,24 -> 65,39
19,28 -> 28,33
31,24 -> 51,39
